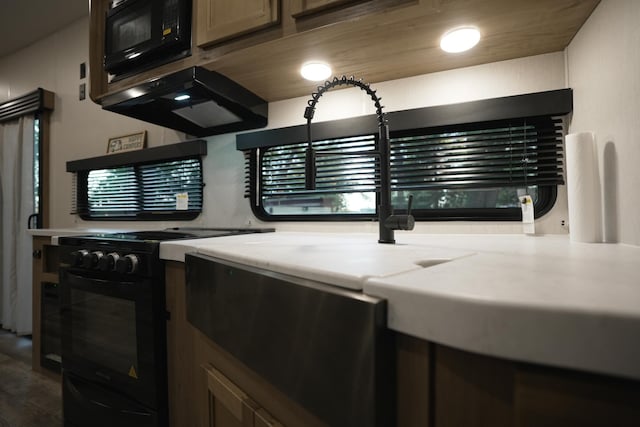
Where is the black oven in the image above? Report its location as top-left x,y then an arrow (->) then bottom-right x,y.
58,228 -> 274,427
104,0 -> 192,78
59,238 -> 168,427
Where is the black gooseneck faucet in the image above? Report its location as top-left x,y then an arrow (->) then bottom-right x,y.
303,75 -> 415,244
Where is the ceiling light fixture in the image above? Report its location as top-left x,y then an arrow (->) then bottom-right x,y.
300,62 -> 332,81
174,94 -> 191,101
440,27 -> 481,53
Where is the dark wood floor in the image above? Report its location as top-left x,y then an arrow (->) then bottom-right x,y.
0,330 -> 62,427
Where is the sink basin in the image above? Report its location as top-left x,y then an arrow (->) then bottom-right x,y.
415,259 -> 451,268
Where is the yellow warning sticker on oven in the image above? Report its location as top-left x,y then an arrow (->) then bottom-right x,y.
129,366 -> 138,379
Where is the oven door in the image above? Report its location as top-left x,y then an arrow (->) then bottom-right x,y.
60,267 -> 166,409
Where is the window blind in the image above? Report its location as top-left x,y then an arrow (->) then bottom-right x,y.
253,116 -> 564,199
87,166 -> 140,215
391,116 -> 564,190
77,158 -> 203,219
260,135 -> 378,197
139,159 -> 203,211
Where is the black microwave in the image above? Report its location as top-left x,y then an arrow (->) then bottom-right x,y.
104,0 -> 192,78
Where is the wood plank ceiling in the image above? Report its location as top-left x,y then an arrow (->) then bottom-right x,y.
205,0 -> 600,101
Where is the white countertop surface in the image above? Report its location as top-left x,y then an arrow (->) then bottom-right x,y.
161,232 -> 474,290
161,231 -> 640,380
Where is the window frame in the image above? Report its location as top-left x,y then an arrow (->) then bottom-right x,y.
237,89 -> 572,222
67,140 -> 206,221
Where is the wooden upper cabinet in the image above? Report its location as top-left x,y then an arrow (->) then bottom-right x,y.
196,0 -> 280,48
290,0 -> 371,17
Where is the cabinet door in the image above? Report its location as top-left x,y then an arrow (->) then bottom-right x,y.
196,0 -> 280,47
290,0 -> 370,17
204,364 -> 283,427
32,236 -> 61,376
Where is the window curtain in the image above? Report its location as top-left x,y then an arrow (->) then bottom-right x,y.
0,116 -> 34,335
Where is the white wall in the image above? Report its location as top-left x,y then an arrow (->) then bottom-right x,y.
0,18 -> 186,231
566,0 -> 640,246
1,16 -> 572,236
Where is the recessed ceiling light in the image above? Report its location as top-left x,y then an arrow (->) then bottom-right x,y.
174,94 -> 191,101
440,27 -> 481,53
300,62 -> 332,81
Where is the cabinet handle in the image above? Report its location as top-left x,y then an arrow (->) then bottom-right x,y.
33,250 -> 42,259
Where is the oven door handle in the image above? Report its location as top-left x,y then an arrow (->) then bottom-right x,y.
63,270 -> 138,289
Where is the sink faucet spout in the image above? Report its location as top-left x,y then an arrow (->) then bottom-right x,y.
303,76 -> 414,244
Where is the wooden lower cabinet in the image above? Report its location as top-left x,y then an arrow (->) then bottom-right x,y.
514,366 -> 640,427
167,261 -> 640,427
433,344 -> 640,427
205,364 -> 283,427
165,261 -> 325,427
31,235 -> 61,379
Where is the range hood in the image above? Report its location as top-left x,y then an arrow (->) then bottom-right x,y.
101,67 -> 268,137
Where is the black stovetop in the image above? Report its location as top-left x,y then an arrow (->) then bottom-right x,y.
61,227 -> 275,244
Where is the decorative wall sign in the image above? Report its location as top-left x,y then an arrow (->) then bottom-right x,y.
107,131 -> 146,154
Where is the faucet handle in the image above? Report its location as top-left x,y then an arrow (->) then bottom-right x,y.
384,194 -> 415,231
305,147 -> 317,190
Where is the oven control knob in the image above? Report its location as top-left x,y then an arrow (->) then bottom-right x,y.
83,251 -> 104,269
98,252 -> 120,272
116,254 -> 139,274
70,249 -> 89,266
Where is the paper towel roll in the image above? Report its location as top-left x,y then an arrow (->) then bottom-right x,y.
565,132 -> 602,243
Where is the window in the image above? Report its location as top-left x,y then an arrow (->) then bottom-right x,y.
237,89 -> 572,221
68,140 -> 206,220
260,135 -> 377,216
33,117 -> 41,222
0,88 -> 54,228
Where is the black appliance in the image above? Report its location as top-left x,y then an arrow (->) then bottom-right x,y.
104,0 -> 192,78
102,66 -> 268,137
58,227 -> 274,427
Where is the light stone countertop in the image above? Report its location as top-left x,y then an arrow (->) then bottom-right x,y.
161,231 -> 640,381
